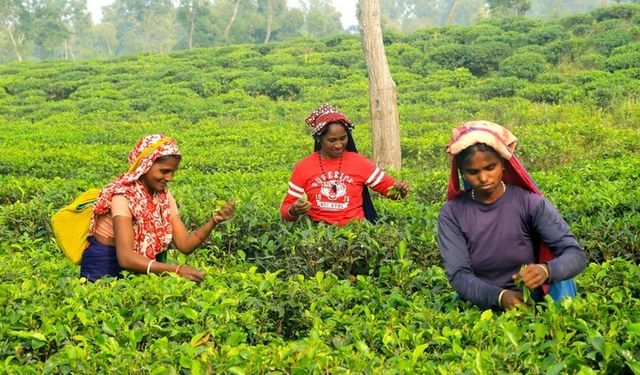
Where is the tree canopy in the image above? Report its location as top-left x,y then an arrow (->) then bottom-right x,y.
1,0 -> 639,62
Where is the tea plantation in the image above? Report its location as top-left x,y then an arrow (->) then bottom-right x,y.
1,5 -> 639,374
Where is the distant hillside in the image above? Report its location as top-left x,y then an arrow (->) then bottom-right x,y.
2,4 -> 640,125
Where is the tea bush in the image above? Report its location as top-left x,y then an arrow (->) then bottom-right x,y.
604,50 -> 640,71
475,77 -> 526,99
1,5 -> 639,371
591,28 -> 635,56
519,83 -> 570,104
499,52 -> 547,80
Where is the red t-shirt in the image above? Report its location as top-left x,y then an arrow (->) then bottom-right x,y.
281,151 -> 396,226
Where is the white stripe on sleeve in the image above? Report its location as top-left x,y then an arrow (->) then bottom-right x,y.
287,189 -> 303,198
370,171 -> 385,187
289,181 -> 304,194
366,167 -> 381,184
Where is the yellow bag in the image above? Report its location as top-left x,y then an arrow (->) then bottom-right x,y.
51,188 -> 101,264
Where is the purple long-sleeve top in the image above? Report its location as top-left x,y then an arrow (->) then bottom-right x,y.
437,185 -> 587,309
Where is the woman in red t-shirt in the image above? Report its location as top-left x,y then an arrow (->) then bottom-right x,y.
281,103 -> 409,226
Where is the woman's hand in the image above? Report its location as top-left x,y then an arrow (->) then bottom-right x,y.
513,263 -> 548,289
289,195 -> 311,216
176,264 -> 205,282
500,290 -> 524,310
213,199 -> 236,224
389,180 -> 410,199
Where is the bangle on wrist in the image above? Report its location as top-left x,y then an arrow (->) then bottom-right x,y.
175,264 -> 184,274
498,289 -> 508,308
537,264 -> 549,281
146,260 -> 156,275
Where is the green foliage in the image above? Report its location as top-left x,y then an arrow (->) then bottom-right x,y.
526,24 -> 569,45
592,4 -> 640,22
499,51 -> 547,80
519,83 -> 569,104
1,6 -> 640,371
543,37 -> 585,65
1,244 -> 638,372
427,43 -> 469,70
560,13 -> 596,32
604,50 -> 640,71
465,41 -> 512,75
592,28 -> 635,56
476,77 -> 526,99
421,68 -> 476,90
487,16 -> 541,33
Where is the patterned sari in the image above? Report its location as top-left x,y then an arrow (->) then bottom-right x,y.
89,134 -> 181,260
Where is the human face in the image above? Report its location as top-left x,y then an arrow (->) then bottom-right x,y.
140,156 -> 180,194
460,150 -> 505,203
318,123 -> 348,159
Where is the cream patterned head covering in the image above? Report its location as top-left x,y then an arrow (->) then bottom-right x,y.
446,120 -> 517,159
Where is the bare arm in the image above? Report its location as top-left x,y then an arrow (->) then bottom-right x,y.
113,215 -> 204,282
171,200 -> 237,253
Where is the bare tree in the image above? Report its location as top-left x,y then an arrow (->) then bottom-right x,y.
446,0 -> 461,25
187,0 -> 197,50
63,39 -> 75,60
264,0 -> 273,44
1,1 -> 25,61
6,23 -> 24,61
94,22 -> 116,56
358,0 -> 402,170
223,0 -> 241,39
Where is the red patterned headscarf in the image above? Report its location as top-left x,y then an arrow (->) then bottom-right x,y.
90,134 -> 181,259
305,103 -> 354,136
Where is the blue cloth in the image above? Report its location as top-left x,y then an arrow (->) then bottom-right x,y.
549,278 -> 578,301
80,236 -> 121,281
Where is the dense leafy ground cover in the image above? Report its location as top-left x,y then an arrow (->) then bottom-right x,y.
1,5 -> 639,373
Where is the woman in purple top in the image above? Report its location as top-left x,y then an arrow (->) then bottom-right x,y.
437,121 -> 587,310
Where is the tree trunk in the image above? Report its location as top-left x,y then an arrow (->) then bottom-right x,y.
188,0 -> 195,50
446,0 -> 461,25
68,40 -> 75,60
106,40 -> 112,55
358,0 -> 402,170
6,25 -> 23,61
263,0 -> 272,44
223,0 -> 241,39
63,40 -> 75,60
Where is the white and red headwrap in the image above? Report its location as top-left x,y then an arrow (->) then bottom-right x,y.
90,134 -> 181,259
446,120 -> 518,159
305,103 -> 354,136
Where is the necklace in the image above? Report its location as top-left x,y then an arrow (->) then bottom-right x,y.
471,181 -> 506,201
318,151 -> 343,193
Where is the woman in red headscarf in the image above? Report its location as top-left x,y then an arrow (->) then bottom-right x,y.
437,121 -> 586,310
81,134 -> 236,282
280,103 -> 410,226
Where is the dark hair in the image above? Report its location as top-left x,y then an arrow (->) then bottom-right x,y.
313,122 -> 357,152
455,143 -> 502,170
155,154 -> 182,163
312,122 -> 377,223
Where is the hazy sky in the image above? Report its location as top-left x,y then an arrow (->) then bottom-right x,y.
86,0 -> 358,28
